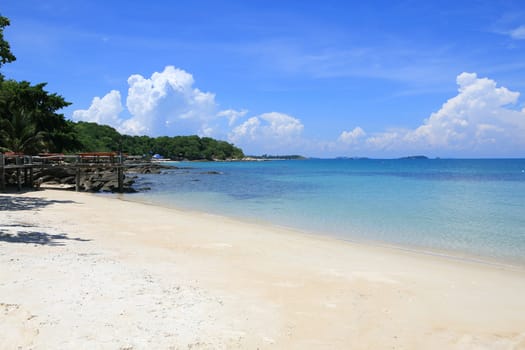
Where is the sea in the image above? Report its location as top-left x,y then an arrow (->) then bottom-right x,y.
124,158 -> 525,266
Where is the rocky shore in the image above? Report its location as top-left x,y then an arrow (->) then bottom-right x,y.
4,163 -> 176,193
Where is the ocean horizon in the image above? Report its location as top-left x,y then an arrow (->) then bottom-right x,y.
124,158 -> 525,266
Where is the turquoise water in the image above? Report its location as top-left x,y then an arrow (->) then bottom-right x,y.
128,159 -> 525,265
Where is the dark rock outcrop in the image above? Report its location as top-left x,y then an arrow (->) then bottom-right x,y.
2,161 -> 178,193
31,167 -> 137,193
30,164 -> 175,193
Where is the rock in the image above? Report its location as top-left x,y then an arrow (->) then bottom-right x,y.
4,162 -> 161,193
60,176 -> 76,184
37,175 -> 56,183
101,180 -> 118,192
82,180 -> 104,192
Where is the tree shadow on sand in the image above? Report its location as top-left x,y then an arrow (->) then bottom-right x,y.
0,226 -> 91,246
0,195 -> 76,211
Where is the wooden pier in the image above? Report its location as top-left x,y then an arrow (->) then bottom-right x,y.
0,152 -> 143,192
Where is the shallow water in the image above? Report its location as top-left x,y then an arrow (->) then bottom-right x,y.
127,159 -> 525,265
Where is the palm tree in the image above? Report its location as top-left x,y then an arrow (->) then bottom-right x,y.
0,103 -> 46,154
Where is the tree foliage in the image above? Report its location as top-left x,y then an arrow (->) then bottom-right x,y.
73,121 -> 245,160
0,80 -> 80,152
72,121 -> 121,152
0,16 -> 16,69
0,104 -> 46,153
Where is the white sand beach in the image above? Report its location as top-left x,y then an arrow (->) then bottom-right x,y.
1,189 -> 525,349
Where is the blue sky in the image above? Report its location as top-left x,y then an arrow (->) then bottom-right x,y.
2,0 -> 525,157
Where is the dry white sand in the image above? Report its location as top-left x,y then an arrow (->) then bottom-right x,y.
1,189 -> 525,349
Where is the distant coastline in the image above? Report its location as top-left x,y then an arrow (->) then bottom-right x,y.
398,155 -> 429,160
244,154 -> 307,160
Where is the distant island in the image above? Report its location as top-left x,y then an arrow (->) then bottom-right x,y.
334,156 -> 430,160
398,155 -> 429,160
245,154 -> 307,160
335,156 -> 370,160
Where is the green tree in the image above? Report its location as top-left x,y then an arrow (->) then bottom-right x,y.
0,104 -> 46,153
70,123 -> 245,160
72,121 -> 121,152
121,135 -> 153,155
0,15 -> 16,70
0,80 -> 79,152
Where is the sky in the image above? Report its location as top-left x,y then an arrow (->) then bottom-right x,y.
2,0 -> 525,158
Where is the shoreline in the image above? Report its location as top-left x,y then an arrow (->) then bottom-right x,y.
116,192 -> 525,271
2,189 -> 525,348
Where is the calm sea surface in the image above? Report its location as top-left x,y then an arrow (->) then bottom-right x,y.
125,159 -> 525,265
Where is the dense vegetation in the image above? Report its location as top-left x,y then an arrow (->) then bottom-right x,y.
73,122 -> 244,160
0,16 -> 244,160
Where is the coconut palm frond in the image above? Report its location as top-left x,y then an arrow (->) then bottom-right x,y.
0,104 -> 47,154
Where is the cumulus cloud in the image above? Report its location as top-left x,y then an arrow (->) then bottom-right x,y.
229,112 -> 305,153
356,72 -> 525,155
122,66 -> 217,135
73,66 -> 221,137
217,109 -> 248,126
72,90 -> 124,126
338,127 -> 366,144
74,66 -> 525,157
72,65 -> 308,154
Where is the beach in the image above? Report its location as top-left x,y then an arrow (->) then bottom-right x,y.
1,190 -> 525,349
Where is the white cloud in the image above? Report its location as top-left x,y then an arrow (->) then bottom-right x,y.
72,90 -> 123,126
123,66 -> 217,136
217,109 -> 248,126
261,112 -> 304,138
338,127 -> 366,144
74,67 -> 525,157
73,66 -> 221,137
365,130 -> 405,150
229,112 -> 304,153
72,66 -> 307,155
357,72 -> 525,155
509,25 -> 525,40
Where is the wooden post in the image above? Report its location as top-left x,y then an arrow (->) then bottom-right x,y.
75,156 -> 81,192
15,156 -> 21,191
29,156 -> 34,188
0,153 -> 4,191
23,157 -> 28,187
117,153 -> 124,193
